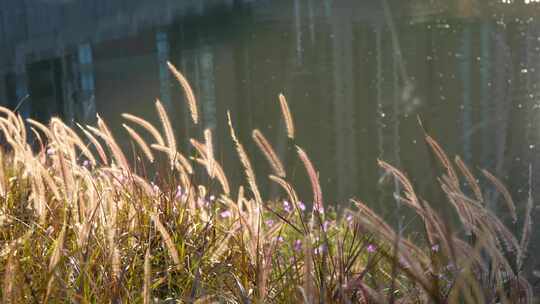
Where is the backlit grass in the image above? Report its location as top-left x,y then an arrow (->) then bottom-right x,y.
0,64 -> 535,303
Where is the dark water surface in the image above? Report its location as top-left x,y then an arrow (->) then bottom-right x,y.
85,0 -> 540,209
4,0 -> 540,259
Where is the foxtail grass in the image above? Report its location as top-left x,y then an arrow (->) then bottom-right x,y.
0,63 -> 536,303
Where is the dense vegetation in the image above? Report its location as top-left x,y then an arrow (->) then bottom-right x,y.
0,63 -> 535,303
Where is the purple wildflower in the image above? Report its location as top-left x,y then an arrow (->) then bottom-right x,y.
283,200 -> 292,213
82,160 -> 90,168
431,244 -> 440,252
265,219 -> 275,227
314,245 -> 326,255
313,202 -> 324,214
322,220 -> 330,232
298,201 -> 306,211
276,236 -> 284,242
367,244 -> 376,253
293,240 -> 302,251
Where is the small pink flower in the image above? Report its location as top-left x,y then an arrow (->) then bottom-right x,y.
175,186 -> 182,200
276,236 -> 284,242
431,244 -> 440,252
82,160 -> 90,168
298,201 -> 306,211
367,244 -> 376,253
198,198 -> 210,207
151,183 -> 160,195
265,219 -> 275,227
220,210 -> 232,218
117,174 -> 125,183
46,148 -> 55,156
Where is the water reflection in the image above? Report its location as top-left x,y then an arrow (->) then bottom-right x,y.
2,0 -> 540,250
